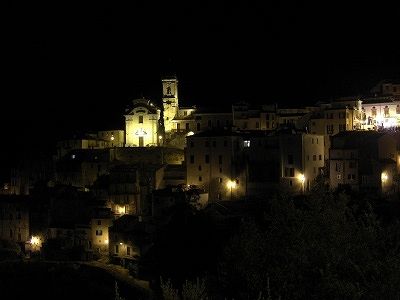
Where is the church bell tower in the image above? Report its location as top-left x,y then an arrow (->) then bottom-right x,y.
162,75 -> 179,133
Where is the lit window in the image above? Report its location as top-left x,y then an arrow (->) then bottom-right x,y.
139,116 -> 143,123
244,140 -> 250,147
96,230 -> 103,236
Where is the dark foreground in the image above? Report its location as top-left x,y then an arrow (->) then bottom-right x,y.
0,261 -> 147,300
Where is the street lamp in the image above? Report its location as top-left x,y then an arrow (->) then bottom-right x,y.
226,180 -> 237,201
381,172 -> 388,183
298,174 -> 305,194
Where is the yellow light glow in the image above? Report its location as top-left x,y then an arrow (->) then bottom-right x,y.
158,135 -> 163,139
30,236 -> 41,246
119,242 -> 123,245
110,136 -> 115,141
186,131 -> 194,136
226,180 -> 237,189
104,239 -> 109,244
298,174 -> 305,183
117,205 -> 126,215
381,172 -> 388,183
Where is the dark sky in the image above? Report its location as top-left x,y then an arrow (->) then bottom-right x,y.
1,1 -> 399,163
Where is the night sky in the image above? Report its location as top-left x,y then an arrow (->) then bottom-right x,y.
2,1 -> 399,168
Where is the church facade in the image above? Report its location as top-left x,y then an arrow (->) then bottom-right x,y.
124,98 -> 161,147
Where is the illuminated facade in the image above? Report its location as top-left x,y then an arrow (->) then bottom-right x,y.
162,76 -> 179,133
361,97 -> 400,130
329,131 -> 397,193
186,129 -> 325,200
125,98 -> 161,147
91,208 -> 112,253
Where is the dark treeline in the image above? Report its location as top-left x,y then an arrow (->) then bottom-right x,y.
144,182 -> 400,299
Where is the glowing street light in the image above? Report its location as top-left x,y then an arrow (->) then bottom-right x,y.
30,236 -> 41,246
298,174 -> 305,193
226,180 -> 237,201
381,172 -> 388,183
117,205 -> 126,215
30,236 -> 42,251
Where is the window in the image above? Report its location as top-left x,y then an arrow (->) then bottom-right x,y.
199,176 -> 202,182
198,165 -> 202,171
397,105 -> 400,114
190,141 -> 194,148
97,220 -> 101,225
319,154 -> 322,160
205,141 -> 209,147
236,179 -> 239,184
139,116 -> 143,124
115,245 -> 119,254
184,111 -> 187,116
289,180 -> 293,186
313,155 -> 316,161
371,107 -> 377,117
127,246 -> 131,256
96,230 -> 103,236
197,123 -> 201,131
205,155 -> 210,163
337,174 -> 341,180
336,163 -> 341,172
186,123 -> 190,130
288,155 -> 293,164
284,167 -> 295,177
218,155 -> 223,164
219,167 -> 222,173
256,122 -> 260,129
326,124 -> 334,134
244,140 -> 250,147
312,138 -> 314,144
384,106 -> 390,118
219,178 -> 222,183
190,155 -> 194,164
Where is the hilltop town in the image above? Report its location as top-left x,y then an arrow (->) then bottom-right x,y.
1,77 -> 400,298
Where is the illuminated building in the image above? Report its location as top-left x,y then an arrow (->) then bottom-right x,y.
186,128 -> 325,200
125,98 -> 161,147
329,131 -> 397,193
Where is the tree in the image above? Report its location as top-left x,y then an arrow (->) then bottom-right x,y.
220,191 -> 400,299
